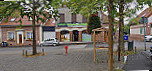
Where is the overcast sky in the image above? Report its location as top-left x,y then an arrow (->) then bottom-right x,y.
4,0 -> 150,24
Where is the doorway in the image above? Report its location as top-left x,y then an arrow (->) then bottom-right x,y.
17,31 -> 23,44
19,34 -> 22,44
73,30 -> 79,41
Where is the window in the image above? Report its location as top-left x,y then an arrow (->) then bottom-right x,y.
26,32 -> 33,40
72,13 -> 76,23
82,16 -> 87,23
8,32 -> 15,40
29,17 -> 32,21
60,14 -> 65,23
10,18 -> 16,22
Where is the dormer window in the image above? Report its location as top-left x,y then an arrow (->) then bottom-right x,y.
30,17 -> 32,21
10,18 -> 16,22
28,17 -> 32,21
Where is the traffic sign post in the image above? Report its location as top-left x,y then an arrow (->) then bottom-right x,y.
140,16 -> 148,51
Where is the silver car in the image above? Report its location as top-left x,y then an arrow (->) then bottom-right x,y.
39,38 -> 59,46
145,35 -> 152,42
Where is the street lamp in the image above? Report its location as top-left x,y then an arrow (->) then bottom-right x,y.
141,16 -> 148,51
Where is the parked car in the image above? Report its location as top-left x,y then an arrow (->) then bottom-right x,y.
39,38 -> 59,47
145,35 -> 152,42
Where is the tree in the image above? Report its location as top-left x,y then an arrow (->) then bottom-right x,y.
88,14 -> 101,34
66,0 -> 115,70
108,0 -> 114,70
0,0 -> 60,55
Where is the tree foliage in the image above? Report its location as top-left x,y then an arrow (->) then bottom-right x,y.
87,14 -> 101,34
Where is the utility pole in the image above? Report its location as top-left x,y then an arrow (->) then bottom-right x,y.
142,16 -> 147,51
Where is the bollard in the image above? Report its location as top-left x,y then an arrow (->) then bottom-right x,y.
135,46 -> 136,53
150,47 -> 152,54
42,48 -> 44,55
65,45 -> 68,54
22,49 -> 24,56
25,50 -> 27,56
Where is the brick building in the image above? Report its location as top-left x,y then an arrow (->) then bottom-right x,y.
130,7 -> 152,41
0,16 -> 55,46
55,7 -> 117,42
56,7 -> 91,42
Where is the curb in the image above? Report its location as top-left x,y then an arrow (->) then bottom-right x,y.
142,51 -> 152,61
0,42 -> 93,48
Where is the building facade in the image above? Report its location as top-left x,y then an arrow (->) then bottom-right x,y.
130,7 -> 152,41
56,7 -> 91,42
0,16 -> 55,46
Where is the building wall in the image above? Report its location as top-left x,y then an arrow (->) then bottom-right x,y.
130,24 -> 144,35
0,26 -> 1,42
130,25 -> 145,41
1,26 -> 40,46
58,8 -> 72,23
57,8 -> 86,23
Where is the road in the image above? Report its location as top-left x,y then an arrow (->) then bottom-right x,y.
0,44 -> 110,71
0,41 -> 151,71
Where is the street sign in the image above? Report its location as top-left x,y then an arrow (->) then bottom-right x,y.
124,35 -> 128,40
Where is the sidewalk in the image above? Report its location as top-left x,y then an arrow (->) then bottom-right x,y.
123,50 -> 152,70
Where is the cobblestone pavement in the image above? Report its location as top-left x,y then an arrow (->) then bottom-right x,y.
123,51 -> 152,70
0,44 -> 113,71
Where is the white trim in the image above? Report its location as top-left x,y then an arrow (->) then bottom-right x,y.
17,31 -> 24,44
39,26 -> 42,42
43,19 -> 49,25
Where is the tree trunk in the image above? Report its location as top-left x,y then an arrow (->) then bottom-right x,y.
32,0 -> 37,55
118,0 -> 124,61
108,0 -> 114,71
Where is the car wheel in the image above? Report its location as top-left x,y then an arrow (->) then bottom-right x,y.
150,39 -> 152,42
53,44 -> 56,46
40,44 -> 43,47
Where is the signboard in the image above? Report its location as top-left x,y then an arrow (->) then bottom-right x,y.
57,23 -> 87,27
124,35 -> 128,40
43,26 -> 55,31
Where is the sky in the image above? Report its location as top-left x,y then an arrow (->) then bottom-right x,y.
124,5 -> 149,25
4,0 -> 150,25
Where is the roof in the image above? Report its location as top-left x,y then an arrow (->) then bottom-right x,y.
130,7 -> 152,25
0,15 -> 55,27
92,24 -> 118,32
92,27 -> 108,32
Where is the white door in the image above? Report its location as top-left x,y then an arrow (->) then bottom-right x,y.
17,31 -> 24,44
43,32 -> 56,40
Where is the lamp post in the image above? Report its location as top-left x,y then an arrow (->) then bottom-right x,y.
141,16 -> 148,51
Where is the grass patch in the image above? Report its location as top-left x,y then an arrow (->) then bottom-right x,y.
123,51 -> 137,56
114,50 -> 137,56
